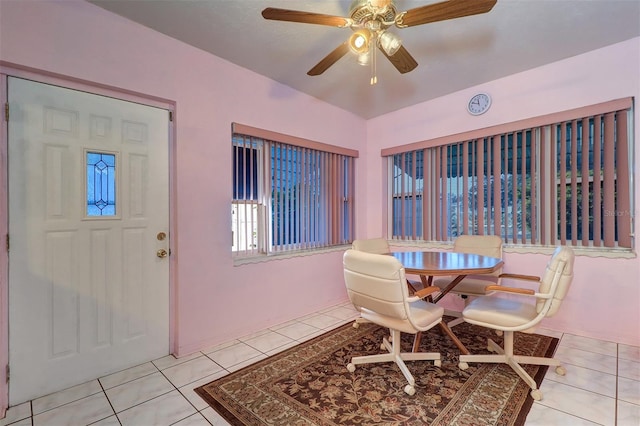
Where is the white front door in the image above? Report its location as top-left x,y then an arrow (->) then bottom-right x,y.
7,77 -> 170,404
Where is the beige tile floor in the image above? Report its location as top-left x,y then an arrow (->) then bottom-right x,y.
1,301 -> 638,426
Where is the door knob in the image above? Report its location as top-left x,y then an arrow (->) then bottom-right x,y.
157,249 -> 168,258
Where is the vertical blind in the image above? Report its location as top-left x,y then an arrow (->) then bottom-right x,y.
269,140 -> 354,252
232,125 -> 357,257
384,98 -> 634,249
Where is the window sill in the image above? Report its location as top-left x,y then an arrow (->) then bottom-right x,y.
233,245 -> 351,266
388,240 -> 637,259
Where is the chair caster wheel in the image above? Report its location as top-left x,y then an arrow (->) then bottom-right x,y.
434,360 -> 442,367
352,322 -> 359,328
347,363 -> 356,373
458,362 -> 469,370
555,365 -> 566,376
530,389 -> 543,401
404,385 -> 416,396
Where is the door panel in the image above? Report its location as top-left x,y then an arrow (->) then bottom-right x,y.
8,77 -> 170,404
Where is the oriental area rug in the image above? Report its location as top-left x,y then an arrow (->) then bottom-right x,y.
195,319 -> 558,426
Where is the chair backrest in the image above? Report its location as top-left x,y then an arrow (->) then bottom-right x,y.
536,246 -> 575,317
453,235 -> 503,277
352,238 -> 390,254
343,249 -> 409,320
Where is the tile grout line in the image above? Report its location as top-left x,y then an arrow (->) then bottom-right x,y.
92,378 -> 121,426
614,343 -> 619,426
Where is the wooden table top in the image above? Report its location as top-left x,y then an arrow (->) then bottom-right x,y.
389,251 -> 503,276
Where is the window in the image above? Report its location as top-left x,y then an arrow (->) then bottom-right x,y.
384,98 -> 634,249
232,124 -> 356,257
86,151 -> 117,216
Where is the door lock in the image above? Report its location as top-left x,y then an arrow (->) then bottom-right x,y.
156,249 -> 168,258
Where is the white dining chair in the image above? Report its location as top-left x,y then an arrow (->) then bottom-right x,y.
343,249 -> 443,395
458,246 -> 575,401
350,238 -> 422,329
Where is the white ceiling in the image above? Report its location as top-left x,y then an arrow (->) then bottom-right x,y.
88,0 -> 640,119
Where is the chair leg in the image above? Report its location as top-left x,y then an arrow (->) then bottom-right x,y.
458,331 -> 560,401
447,316 -> 465,328
353,318 -> 395,348
352,316 -> 370,328
347,329 -> 440,396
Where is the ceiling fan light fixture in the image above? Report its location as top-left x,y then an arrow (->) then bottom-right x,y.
349,29 -> 370,54
357,51 -> 370,66
379,31 -> 401,56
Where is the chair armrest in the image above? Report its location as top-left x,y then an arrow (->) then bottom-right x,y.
413,286 -> 440,299
407,286 -> 440,302
498,273 -> 540,282
485,285 -> 536,295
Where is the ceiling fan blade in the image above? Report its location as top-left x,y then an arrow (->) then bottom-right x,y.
398,0 -> 497,28
262,7 -> 350,27
380,45 -> 418,74
307,42 -> 350,76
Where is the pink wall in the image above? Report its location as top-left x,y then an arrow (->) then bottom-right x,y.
366,38 -> 640,346
0,0 -> 638,414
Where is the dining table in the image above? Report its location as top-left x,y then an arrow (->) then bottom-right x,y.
389,250 -> 504,354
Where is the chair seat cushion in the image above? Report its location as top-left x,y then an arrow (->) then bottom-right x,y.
462,296 -> 538,329
362,301 -> 444,334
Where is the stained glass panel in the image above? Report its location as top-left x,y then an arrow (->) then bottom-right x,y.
86,151 -> 116,216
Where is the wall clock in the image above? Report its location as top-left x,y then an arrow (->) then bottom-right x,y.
467,93 -> 492,116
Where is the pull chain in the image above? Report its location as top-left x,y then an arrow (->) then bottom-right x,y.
370,42 -> 377,85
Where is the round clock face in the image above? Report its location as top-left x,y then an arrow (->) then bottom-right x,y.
467,93 -> 491,115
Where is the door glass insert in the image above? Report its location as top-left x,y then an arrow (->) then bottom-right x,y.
86,151 -> 116,216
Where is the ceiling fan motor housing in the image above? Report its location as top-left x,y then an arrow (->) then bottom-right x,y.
349,0 -> 398,29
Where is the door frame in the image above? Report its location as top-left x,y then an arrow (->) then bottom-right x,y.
0,61 -> 178,416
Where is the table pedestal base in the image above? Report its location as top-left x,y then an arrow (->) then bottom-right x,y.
412,321 -> 470,355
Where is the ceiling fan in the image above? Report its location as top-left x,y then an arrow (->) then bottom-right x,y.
262,0 -> 497,84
